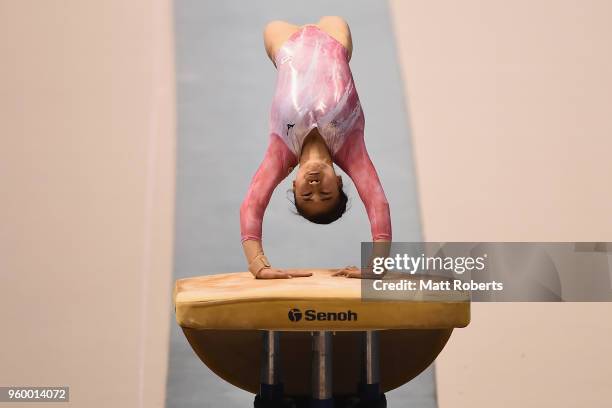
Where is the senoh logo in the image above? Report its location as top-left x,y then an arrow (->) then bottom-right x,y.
288,308 -> 303,322
287,308 -> 358,322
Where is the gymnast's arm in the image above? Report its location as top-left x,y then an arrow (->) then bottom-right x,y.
334,130 -> 392,278
240,134 -> 312,279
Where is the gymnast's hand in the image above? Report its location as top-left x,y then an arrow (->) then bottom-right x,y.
332,265 -> 362,278
256,268 -> 313,279
332,266 -> 378,279
243,241 -> 311,279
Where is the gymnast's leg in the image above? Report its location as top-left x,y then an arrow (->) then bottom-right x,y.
263,16 -> 354,66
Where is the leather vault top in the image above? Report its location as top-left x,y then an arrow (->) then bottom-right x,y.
174,269 -> 470,331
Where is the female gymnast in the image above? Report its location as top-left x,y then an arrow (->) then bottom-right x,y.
241,17 -> 391,279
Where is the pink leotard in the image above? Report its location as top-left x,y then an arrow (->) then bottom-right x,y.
240,25 -> 391,242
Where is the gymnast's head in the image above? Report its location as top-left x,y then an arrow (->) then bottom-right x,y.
292,159 -> 348,224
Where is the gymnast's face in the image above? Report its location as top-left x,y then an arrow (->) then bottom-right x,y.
293,160 -> 342,216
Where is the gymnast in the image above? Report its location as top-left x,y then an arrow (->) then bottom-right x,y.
241,17 -> 391,279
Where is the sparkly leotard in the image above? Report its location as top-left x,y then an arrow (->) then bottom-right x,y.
240,25 -> 391,242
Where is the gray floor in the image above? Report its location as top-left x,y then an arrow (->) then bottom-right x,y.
167,1 -> 434,407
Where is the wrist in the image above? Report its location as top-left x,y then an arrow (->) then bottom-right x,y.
248,254 -> 271,277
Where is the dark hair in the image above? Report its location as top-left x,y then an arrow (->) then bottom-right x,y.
292,186 -> 348,224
